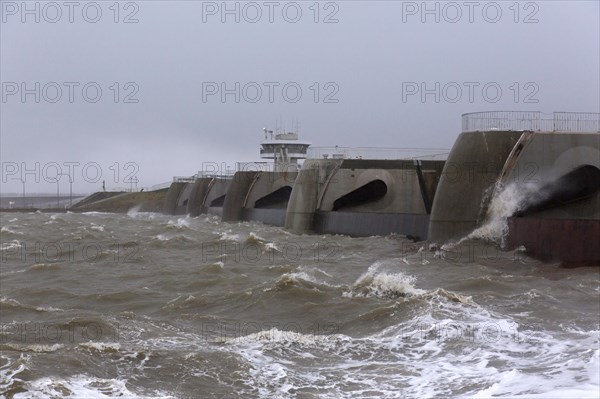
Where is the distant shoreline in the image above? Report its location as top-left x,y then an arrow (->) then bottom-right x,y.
0,190 -> 167,214
0,208 -> 71,213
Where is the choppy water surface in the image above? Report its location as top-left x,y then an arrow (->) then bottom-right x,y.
1,211 -> 598,398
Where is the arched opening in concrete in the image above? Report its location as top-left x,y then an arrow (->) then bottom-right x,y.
332,179 -> 388,211
254,186 -> 293,209
210,194 -> 226,207
516,164 -> 600,216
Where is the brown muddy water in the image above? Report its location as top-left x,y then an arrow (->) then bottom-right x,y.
1,211 -> 598,398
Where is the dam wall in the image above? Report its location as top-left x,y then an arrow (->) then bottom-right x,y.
161,112 -> 598,265
163,182 -> 188,215
285,158 -> 445,239
430,130 -> 600,244
163,177 -> 232,216
429,111 -> 600,265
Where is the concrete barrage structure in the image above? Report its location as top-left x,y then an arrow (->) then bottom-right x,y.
163,175 -> 232,217
164,141 -> 447,240
429,111 -> 600,265
285,157 -> 445,240
162,111 -> 599,265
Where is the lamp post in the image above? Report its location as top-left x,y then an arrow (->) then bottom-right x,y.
56,173 -> 73,209
20,178 -> 26,208
127,176 -> 139,192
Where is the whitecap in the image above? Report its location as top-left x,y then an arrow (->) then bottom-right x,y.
78,342 -> 121,352
345,261 -> 425,298
0,226 -> 23,235
12,375 -> 176,398
127,204 -> 143,217
89,223 -> 105,232
1,343 -> 64,353
0,240 -> 21,252
219,230 -> 240,242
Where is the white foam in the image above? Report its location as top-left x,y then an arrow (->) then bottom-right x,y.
263,242 -> 280,252
0,226 -> 23,235
283,271 -> 319,285
0,296 -> 64,312
0,354 -> 30,394
209,261 -> 225,269
345,261 -> 425,298
153,233 -> 192,242
470,361 -> 600,398
0,240 -> 21,252
166,216 -> 192,229
228,327 -> 341,345
216,280 -> 599,398
0,296 -> 23,307
127,204 -> 143,217
219,230 -> 240,242
162,294 -> 196,310
1,344 -> 64,353
13,375 -> 176,398
223,328 -> 350,396
155,234 -> 169,241
89,223 -> 105,232
34,305 -> 64,312
78,342 -> 121,352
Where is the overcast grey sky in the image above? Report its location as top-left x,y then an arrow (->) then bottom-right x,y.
1,0 -> 599,193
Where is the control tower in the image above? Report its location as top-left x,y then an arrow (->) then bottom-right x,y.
260,128 -> 311,171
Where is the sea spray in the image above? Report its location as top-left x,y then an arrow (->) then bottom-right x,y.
127,204 -> 143,217
443,181 -> 541,250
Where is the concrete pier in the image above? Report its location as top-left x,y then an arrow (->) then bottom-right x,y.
222,171 -> 260,222
240,171 -> 298,226
186,178 -> 213,217
285,158 -> 444,239
220,169 -> 300,226
163,182 -> 188,215
201,178 -> 231,217
285,159 -> 340,234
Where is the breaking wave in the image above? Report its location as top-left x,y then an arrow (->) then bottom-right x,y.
345,261 -> 425,299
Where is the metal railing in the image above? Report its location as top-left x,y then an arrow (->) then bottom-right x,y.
462,111 -> 600,133
172,162 -> 298,183
172,176 -> 196,183
147,182 -> 171,191
235,161 -> 299,172
307,147 -> 449,161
